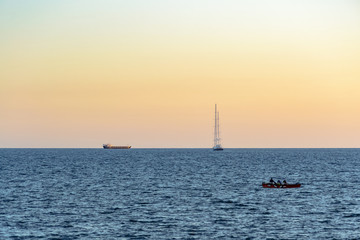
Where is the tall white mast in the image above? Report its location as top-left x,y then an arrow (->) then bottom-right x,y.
217,110 -> 220,143
214,104 -> 218,146
213,104 -> 223,150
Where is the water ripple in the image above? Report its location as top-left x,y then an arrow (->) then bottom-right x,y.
1,148 -> 360,239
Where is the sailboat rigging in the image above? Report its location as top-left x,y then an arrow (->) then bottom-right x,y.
213,104 -> 224,151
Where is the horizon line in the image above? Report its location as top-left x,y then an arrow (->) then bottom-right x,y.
1,147 -> 360,149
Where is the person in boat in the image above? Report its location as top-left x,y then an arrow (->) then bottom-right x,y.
269,178 -> 275,185
283,179 -> 287,185
276,180 -> 282,186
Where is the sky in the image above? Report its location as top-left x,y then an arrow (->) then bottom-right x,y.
1,0 -> 360,148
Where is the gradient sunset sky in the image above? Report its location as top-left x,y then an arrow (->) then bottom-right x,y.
1,0 -> 360,148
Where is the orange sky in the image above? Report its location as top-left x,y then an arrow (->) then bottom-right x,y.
1,0 -> 360,148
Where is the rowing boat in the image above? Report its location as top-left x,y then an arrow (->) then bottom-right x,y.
262,182 -> 301,188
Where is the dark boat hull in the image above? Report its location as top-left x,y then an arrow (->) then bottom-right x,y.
262,183 -> 301,188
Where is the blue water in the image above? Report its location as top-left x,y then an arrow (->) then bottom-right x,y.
1,148 -> 360,239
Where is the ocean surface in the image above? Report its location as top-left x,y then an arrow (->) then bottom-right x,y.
1,148 -> 360,239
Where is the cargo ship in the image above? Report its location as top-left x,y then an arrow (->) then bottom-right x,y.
103,144 -> 131,149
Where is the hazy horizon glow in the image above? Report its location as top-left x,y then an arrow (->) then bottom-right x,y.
1,0 -> 360,148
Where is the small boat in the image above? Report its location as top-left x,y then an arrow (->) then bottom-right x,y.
262,182 -> 301,188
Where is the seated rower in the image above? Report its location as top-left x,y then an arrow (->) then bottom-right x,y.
276,180 -> 282,186
283,179 -> 287,185
269,178 -> 275,185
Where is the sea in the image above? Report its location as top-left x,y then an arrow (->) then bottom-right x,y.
1,148 -> 360,239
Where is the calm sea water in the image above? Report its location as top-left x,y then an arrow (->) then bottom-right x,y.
1,148 -> 360,239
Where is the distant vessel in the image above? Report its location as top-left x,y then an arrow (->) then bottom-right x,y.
262,182 -> 301,188
213,104 -> 223,151
103,144 -> 131,149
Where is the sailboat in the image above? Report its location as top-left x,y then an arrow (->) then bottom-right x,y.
213,104 -> 224,151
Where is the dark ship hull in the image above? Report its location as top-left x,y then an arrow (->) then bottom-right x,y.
103,144 -> 131,149
213,147 -> 224,151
